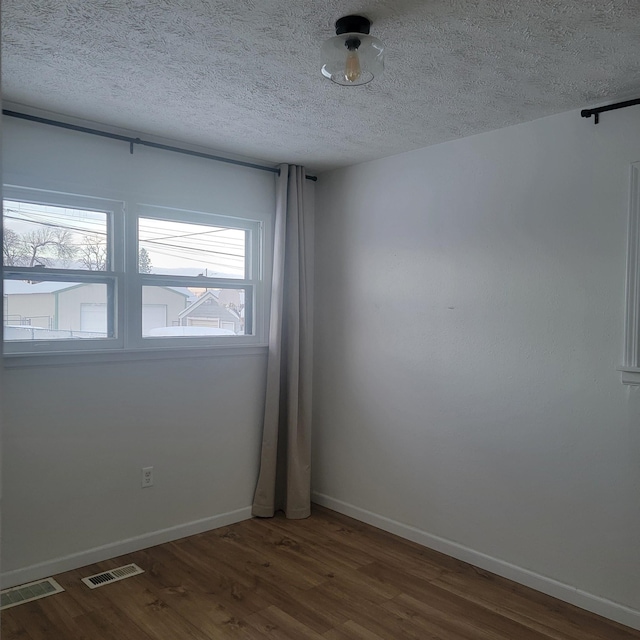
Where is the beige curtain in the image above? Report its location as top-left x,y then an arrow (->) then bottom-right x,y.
252,164 -> 312,519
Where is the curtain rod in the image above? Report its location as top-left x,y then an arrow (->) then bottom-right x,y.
2,109 -> 318,182
581,97 -> 640,124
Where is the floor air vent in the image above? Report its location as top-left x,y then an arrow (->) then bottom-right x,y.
1,578 -> 64,610
81,563 -> 144,589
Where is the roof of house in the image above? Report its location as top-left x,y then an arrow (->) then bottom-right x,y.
3,280 -> 74,295
178,291 -> 240,323
4,280 -> 192,297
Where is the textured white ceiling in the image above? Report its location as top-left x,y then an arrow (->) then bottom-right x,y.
3,1 -> 640,172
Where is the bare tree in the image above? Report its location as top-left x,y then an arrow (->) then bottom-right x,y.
78,235 -> 107,270
3,228 -> 25,266
22,228 -> 76,268
139,247 -> 152,273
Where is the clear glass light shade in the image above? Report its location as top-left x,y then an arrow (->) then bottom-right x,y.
321,33 -> 384,86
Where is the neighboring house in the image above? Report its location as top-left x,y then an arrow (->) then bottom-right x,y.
3,281 -> 190,339
141,286 -> 192,335
178,290 -> 242,334
3,281 -> 59,330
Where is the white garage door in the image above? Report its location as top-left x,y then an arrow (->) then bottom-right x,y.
80,303 -> 107,335
142,304 -> 167,336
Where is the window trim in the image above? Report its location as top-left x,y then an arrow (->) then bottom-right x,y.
3,186 -> 269,357
620,162 -> 640,385
2,344 -> 268,369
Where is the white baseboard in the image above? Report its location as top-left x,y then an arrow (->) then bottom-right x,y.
1,506 -> 252,590
312,492 -> 640,632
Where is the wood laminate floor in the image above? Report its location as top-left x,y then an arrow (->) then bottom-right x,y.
3,505 -> 639,639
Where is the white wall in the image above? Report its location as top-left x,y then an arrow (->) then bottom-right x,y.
313,107 -> 640,627
1,114 -> 278,583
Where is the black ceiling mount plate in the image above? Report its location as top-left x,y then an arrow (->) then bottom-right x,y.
335,15 -> 371,36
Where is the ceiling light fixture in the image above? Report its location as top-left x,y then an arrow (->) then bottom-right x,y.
321,15 -> 384,86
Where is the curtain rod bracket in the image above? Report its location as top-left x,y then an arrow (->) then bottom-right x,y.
130,138 -> 142,154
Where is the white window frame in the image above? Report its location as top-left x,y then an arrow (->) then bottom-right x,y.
3,186 -> 125,355
128,204 -> 264,350
620,162 -> 640,385
2,186 -> 268,358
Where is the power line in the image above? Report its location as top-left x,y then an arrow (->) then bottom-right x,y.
5,207 -> 247,249
4,214 -> 245,261
4,211 -> 248,273
139,225 -> 244,243
5,211 -> 246,252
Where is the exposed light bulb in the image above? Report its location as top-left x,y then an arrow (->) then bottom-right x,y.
345,50 -> 361,83
321,15 -> 384,86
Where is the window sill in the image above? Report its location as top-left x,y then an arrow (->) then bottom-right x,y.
618,368 -> 640,386
3,344 -> 268,369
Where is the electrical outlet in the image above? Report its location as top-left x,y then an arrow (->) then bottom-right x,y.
141,466 -> 153,488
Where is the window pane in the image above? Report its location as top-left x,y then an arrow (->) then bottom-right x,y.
138,218 -> 246,279
3,201 -> 108,270
3,280 -> 113,340
142,286 -> 247,337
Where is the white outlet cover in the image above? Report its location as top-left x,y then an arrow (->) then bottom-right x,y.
141,467 -> 153,487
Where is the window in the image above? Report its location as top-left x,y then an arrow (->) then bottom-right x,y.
621,163 -> 640,385
3,188 -> 121,352
3,187 -> 264,355
134,205 -> 261,345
